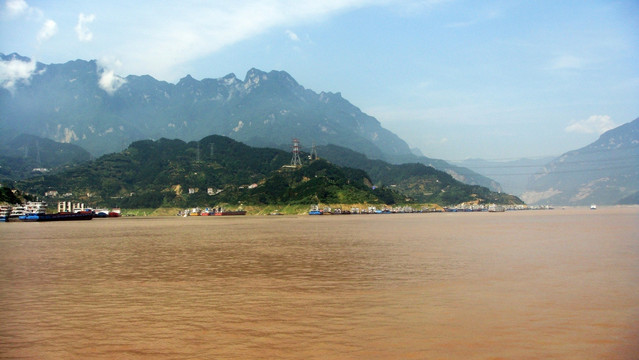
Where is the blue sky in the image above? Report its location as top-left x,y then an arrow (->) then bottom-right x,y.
1,0 -> 638,160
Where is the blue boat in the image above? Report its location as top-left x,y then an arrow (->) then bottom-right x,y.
19,212 -> 93,221
309,205 -> 323,215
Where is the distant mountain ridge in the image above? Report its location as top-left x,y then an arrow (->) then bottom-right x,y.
0,52 -> 409,158
0,134 -> 91,181
316,144 -> 520,205
0,53 -> 499,191
522,118 -> 639,205
453,157 -> 555,196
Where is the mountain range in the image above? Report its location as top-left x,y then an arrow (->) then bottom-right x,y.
453,119 -> 639,205
0,133 -> 91,180
0,53 -> 498,191
2,53 -> 635,206
521,118 -> 639,206
453,157 -> 555,196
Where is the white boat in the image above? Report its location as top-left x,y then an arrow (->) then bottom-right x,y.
9,205 -> 26,220
0,205 -> 11,222
25,201 -> 47,215
590,204 -> 597,210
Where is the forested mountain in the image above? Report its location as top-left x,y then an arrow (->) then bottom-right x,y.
317,144 -> 521,205
16,135 -> 521,209
0,53 -> 498,191
0,134 -> 91,181
522,118 -> 639,205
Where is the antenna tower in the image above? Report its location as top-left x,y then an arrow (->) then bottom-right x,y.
290,138 -> 302,167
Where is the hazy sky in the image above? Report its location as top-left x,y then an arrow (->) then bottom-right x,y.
1,0 -> 638,160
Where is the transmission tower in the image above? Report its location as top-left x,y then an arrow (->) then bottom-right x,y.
290,138 -> 302,167
310,141 -> 319,161
35,140 -> 41,167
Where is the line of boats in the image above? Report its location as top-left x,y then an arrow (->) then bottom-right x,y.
308,205 -> 432,215
308,204 -> 529,215
178,207 -> 247,217
0,201 -> 121,222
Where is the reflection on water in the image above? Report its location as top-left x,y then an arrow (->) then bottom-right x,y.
1,208 -> 638,359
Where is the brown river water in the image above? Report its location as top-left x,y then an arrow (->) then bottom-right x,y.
1,207 -> 638,359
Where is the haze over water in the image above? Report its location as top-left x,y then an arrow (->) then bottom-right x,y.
1,207 -> 638,359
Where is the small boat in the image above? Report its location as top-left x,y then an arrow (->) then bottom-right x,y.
108,208 -> 122,217
309,205 -> 323,215
94,209 -> 110,218
590,204 -> 597,210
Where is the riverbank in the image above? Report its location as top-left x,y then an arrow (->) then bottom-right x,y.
120,204 -> 639,217
120,203 -> 448,216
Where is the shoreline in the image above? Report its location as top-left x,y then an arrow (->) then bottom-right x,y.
119,204 -> 639,217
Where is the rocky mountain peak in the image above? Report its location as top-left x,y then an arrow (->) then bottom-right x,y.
177,74 -> 197,86
221,73 -> 238,85
1,52 -> 32,62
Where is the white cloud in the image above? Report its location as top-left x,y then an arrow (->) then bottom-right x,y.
565,115 -> 616,134
98,69 -> 126,95
0,56 -> 38,91
285,29 -> 300,41
98,0 -> 392,80
97,58 -> 126,95
3,0 -> 450,81
75,13 -> 95,42
5,0 -> 43,21
5,0 -> 28,16
37,19 -> 57,42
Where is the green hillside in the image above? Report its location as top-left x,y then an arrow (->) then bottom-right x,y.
0,134 -> 91,181
16,135 -> 521,209
317,144 -> 523,205
15,136 -> 398,208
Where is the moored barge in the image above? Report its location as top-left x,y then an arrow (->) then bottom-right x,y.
19,212 -> 94,221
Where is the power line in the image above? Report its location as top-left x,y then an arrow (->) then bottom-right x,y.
448,143 -> 639,164
469,156 -> 637,170
481,164 -> 638,177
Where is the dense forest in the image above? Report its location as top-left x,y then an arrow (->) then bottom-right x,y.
13,135 -> 522,209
